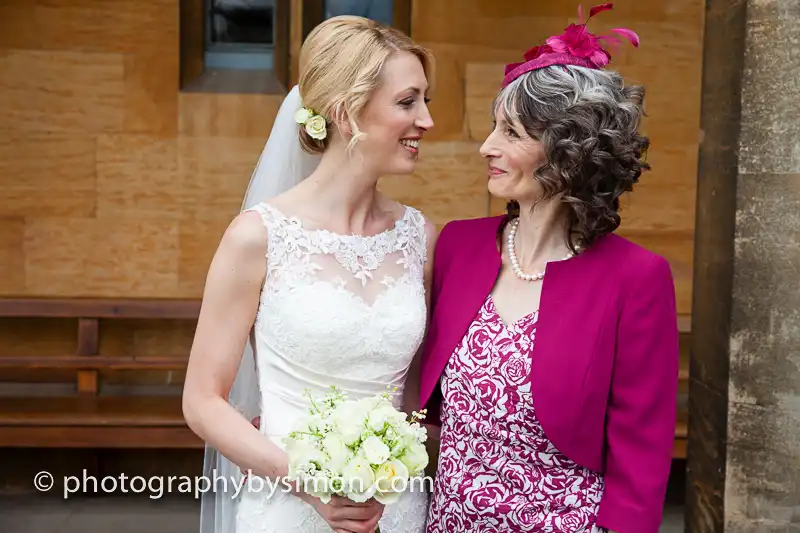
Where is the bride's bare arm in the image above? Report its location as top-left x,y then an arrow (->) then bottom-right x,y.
182,211 -> 287,480
183,210 -> 398,531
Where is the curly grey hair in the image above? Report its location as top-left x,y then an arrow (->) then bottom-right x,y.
494,65 -> 650,253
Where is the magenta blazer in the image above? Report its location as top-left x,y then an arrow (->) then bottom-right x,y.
419,215 -> 680,533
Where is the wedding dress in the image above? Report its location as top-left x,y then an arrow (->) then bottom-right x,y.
232,200 -> 431,533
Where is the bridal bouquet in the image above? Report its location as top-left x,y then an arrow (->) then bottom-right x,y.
283,386 -> 429,509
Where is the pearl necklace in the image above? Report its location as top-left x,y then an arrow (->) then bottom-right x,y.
507,218 -> 576,282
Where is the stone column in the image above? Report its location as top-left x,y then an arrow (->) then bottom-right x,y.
687,1 -> 800,532
725,1 -> 800,531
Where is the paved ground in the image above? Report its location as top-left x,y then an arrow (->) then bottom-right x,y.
0,492 -> 684,533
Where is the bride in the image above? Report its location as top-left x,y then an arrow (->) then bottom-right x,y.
182,15 -> 437,533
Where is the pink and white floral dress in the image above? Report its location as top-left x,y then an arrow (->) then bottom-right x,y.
425,295 -> 607,533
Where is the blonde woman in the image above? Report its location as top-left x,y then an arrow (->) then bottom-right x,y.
182,16 -> 436,533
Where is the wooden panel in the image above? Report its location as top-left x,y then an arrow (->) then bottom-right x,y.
0,316 -> 78,383
0,395 -> 202,448
0,218 -> 25,295
0,318 -> 77,357
0,299 -> 199,319
76,370 -> 98,394
0,5 -> 39,49
178,214 -> 232,296
100,319 -> 193,386
96,135 -> 181,219
618,145 -> 699,233
99,318 -> 196,358
31,0 -> 178,55
415,1 -> 697,46
77,318 -> 99,356
465,63 -> 504,142
179,93 -> 284,137
380,142 -> 490,227
0,426 -> 202,448
24,218 -> 180,297
0,134 -> 97,218
425,49 -> 466,140
0,50 -> 125,133
178,137 -> 267,218
0,357 -> 186,370
0,396 -> 186,425
419,43 -> 523,140
123,52 -> 179,136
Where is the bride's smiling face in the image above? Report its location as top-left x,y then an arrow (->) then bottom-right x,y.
354,51 -> 434,175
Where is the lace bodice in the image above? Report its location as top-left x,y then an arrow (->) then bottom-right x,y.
234,201 -> 431,533
248,202 -> 428,381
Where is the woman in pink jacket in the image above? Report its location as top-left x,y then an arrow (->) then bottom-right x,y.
419,5 -> 679,533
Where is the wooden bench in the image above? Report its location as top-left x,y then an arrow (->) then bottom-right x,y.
675,314 -> 690,459
0,298 -> 203,448
0,298 -> 690,455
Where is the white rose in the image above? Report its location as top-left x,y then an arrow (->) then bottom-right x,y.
356,396 -> 382,414
286,437 -> 325,469
374,458 -> 410,503
368,405 -> 407,433
341,456 -> 376,502
367,407 -> 390,432
294,107 -> 312,124
305,114 -> 327,140
361,435 -> 390,465
397,441 -> 428,475
331,401 -> 366,445
322,434 -> 351,473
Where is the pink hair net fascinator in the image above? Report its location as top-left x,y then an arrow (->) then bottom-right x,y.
502,3 -> 639,88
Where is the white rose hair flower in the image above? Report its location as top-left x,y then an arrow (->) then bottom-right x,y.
294,106 -> 327,140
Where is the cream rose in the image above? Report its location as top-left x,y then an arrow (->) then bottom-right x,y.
373,458 -> 410,504
361,435 -> 391,465
286,437 -> 326,470
367,404 -> 406,432
341,456 -> 376,502
294,107 -> 313,124
397,441 -> 428,475
321,434 -> 351,473
330,400 -> 366,445
304,114 -> 327,140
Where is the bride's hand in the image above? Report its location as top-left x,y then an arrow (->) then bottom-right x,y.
304,494 -> 384,533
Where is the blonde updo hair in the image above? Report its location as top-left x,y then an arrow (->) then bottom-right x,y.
297,15 -> 434,154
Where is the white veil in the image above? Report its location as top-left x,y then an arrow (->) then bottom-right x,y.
198,84 -> 321,533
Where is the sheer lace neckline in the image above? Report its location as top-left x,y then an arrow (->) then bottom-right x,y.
259,201 -> 411,241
